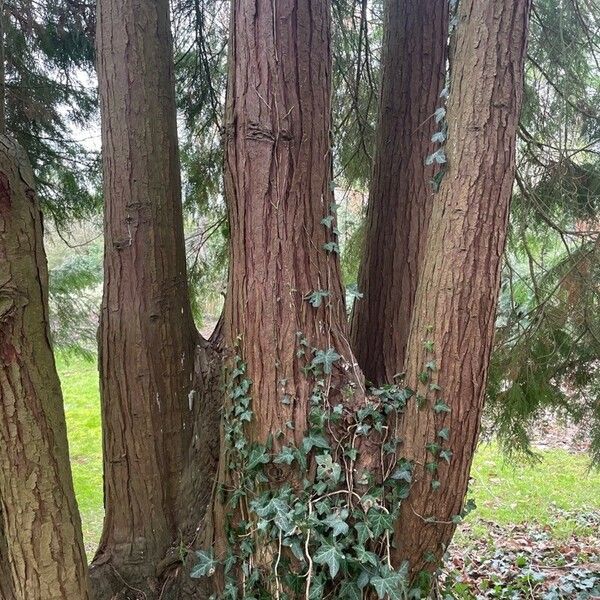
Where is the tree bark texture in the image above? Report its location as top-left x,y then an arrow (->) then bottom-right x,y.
93,0 -> 203,590
222,0 -> 359,453
0,134 -> 90,599
394,0 -> 531,577
351,0 -> 449,386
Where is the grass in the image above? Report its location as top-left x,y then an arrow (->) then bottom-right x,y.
56,354 -> 600,555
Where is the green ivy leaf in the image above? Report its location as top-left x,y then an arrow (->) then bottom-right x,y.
302,432 -> 330,453
433,400 -> 451,414
246,445 -> 270,470
274,446 -> 296,465
321,215 -> 334,228
370,565 -> 407,600
312,348 -> 342,374
322,241 -> 340,254
190,549 -> 218,578
339,581 -> 362,600
252,496 -> 294,535
355,545 -> 379,567
440,448 -> 453,463
366,508 -> 394,537
324,508 -> 349,537
305,290 -> 330,308
437,427 -> 450,441
313,539 -> 344,578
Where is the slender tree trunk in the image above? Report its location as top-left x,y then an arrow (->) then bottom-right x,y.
394,0 -> 531,579
0,134 -> 90,599
350,0 -> 449,385
91,0 -> 203,593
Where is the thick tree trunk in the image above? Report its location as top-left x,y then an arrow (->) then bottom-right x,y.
350,0 -> 449,385
0,134 -> 90,599
394,0 -> 531,579
201,0 -> 368,595
92,0 -> 203,593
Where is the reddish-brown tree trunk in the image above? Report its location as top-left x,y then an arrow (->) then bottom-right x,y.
0,134 -> 90,599
350,0 -> 449,385
201,0 -> 368,595
91,0 -> 202,593
394,0 -> 531,579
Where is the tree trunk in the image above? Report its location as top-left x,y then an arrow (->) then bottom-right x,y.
350,0 -> 449,386
394,0 -> 531,579
92,0 -> 203,593
201,0 -> 369,595
0,134 -> 90,599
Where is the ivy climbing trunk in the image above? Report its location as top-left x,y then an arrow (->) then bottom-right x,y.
91,0 -> 202,594
394,0 -> 531,579
350,0 -> 449,385
0,135 -> 90,599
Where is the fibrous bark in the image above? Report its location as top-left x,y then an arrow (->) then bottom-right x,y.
0,134 -> 90,599
202,0 -> 367,593
395,0 -> 531,577
351,0 -> 449,385
92,0 -> 203,592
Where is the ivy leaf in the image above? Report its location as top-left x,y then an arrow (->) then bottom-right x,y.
246,445 -> 270,470
355,522 -> 373,546
433,400 -> 451,414
312,348 -> 341,374
306,290 -> 330,308
339,581 -> 362,600
324,508 -> 349,537
355,545 -> 379,567
431,130 -> 446,143
434,107 -> 446,123
316,453 -> 342,484
389,461 -> 412,483
425,148 -> 447,166
323,241 -> 340,254
431,479 -> 441,491
440,448 -> 453,463
346,283 -> 364,300
190,549 -> 218,578
308,573 -> 326,600
302,432 -> 330,453
321,215 -> 334,228
370,566 -> 407,600
366,508 -> 394,537
274,446 -> 296,465
252,496 -> 294,534
437,427 -> 450,441
313,539 -> 344,578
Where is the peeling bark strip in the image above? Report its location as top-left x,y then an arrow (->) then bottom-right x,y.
93,0 -> 200,590
0,135 -> 89,599
350,0 -> 449,386
396,0 -> 532,577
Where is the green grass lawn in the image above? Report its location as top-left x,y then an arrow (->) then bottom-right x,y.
56,354 -> 600,555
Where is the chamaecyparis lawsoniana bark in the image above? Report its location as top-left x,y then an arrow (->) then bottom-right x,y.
395,0 -> 531,578
91,0 -> 206,593
351,0 -> 449,385
0,134 -> 90,600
